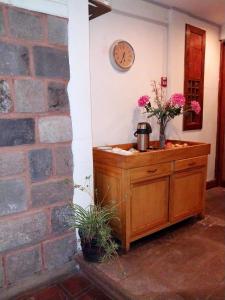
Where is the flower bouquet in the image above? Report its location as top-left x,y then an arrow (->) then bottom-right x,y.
137,81 -> 201,148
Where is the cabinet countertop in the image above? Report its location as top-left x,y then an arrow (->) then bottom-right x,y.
93,140 -> 211,169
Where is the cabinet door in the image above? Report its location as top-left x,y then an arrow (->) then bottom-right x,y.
170,167 -> 206,222
130,177 -> 169,238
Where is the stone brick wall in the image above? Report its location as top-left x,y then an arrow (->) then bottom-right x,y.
0,3 -> 75,297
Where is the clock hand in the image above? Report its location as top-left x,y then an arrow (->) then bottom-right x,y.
120,52 -> 125,64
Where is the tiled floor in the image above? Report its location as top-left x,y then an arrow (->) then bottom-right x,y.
17,272 -> 110,300
18,187 -> 225,300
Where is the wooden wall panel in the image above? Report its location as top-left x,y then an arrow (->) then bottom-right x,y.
183,24 -> 206,131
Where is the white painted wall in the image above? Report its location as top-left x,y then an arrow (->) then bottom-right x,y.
68,0 -> 93,208
111,0 -> 168,25
90,1 -> 220,181
90,4 -> 168,146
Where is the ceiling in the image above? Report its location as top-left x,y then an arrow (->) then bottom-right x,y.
146,0 -> 225,26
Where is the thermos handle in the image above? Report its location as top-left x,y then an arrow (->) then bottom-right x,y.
134,131 -> 138,137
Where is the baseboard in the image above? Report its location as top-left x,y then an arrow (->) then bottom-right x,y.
206,180 -> 217,190
221,180 -> 225,187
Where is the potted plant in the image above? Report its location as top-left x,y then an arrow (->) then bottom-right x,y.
68,179 -> 119,263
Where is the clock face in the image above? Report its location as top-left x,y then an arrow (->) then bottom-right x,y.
111,40 -> 135,71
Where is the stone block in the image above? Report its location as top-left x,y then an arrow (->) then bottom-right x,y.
55,146 -> 73,176
6,246 -> 42,284
0,42 -> 29,76
31,180 -> 73,208
0,118 -> 35,147
0,179 -> 27,217
29,148 -> 52,182
0,212 -> 48,252
15,79 -> 45,113
0,9 -> 4,36
48,15 -> 68,45
51,205 -> 72,234
38,116 -> 72,143
8,8 -> 43,41
0,257 -> 3,288
44,234 -> 76,270
33,46 -> 69,79
48,81 -> 69,112
0,80 -> 13,113
0,152 -> 25,177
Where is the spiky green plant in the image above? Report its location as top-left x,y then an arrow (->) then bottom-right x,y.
68,178 -> 119,262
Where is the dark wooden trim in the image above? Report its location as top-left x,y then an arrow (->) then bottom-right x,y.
183,24 -> 206,131
206,180 -> 217,190
89,0 -> 111,20
215,42 -> 225,187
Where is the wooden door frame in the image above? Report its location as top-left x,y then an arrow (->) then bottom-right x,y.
215,41 -> 225,187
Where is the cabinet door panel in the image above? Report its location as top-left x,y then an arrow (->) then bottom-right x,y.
131,177 -> 169,236
171,168 -> 205,222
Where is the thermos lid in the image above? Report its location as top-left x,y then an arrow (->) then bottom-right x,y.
134,122 -> 152,137
136,122 -> 152,133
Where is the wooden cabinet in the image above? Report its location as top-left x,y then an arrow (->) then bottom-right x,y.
93,141 -> 210,251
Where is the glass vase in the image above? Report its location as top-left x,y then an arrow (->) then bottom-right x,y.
159,121 -> 166,149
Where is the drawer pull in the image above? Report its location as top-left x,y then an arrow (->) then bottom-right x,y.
188,162 -> 196,167
147,169 -> 157,173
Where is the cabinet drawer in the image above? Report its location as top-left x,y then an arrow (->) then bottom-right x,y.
130,162 -> 172,182
174,156 -> 207,172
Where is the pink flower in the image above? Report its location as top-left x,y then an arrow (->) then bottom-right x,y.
191,101 -> 201,114
170,93 -> 185,107
138,95 -> 150,107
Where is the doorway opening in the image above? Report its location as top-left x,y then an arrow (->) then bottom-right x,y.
216,41 -> 225,187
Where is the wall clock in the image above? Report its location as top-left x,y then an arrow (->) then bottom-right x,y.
110,40 -> 135,71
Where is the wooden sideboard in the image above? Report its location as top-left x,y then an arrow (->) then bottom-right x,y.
93,141 -> 210,251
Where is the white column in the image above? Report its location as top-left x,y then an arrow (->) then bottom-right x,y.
68,0 -> 93,208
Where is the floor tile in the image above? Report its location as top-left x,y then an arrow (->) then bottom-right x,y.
77,287 -> 111,300
119,271 -> 170,296
60,273 -> 92,297
207,284 -> 225,300
20,285 -> 68,300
